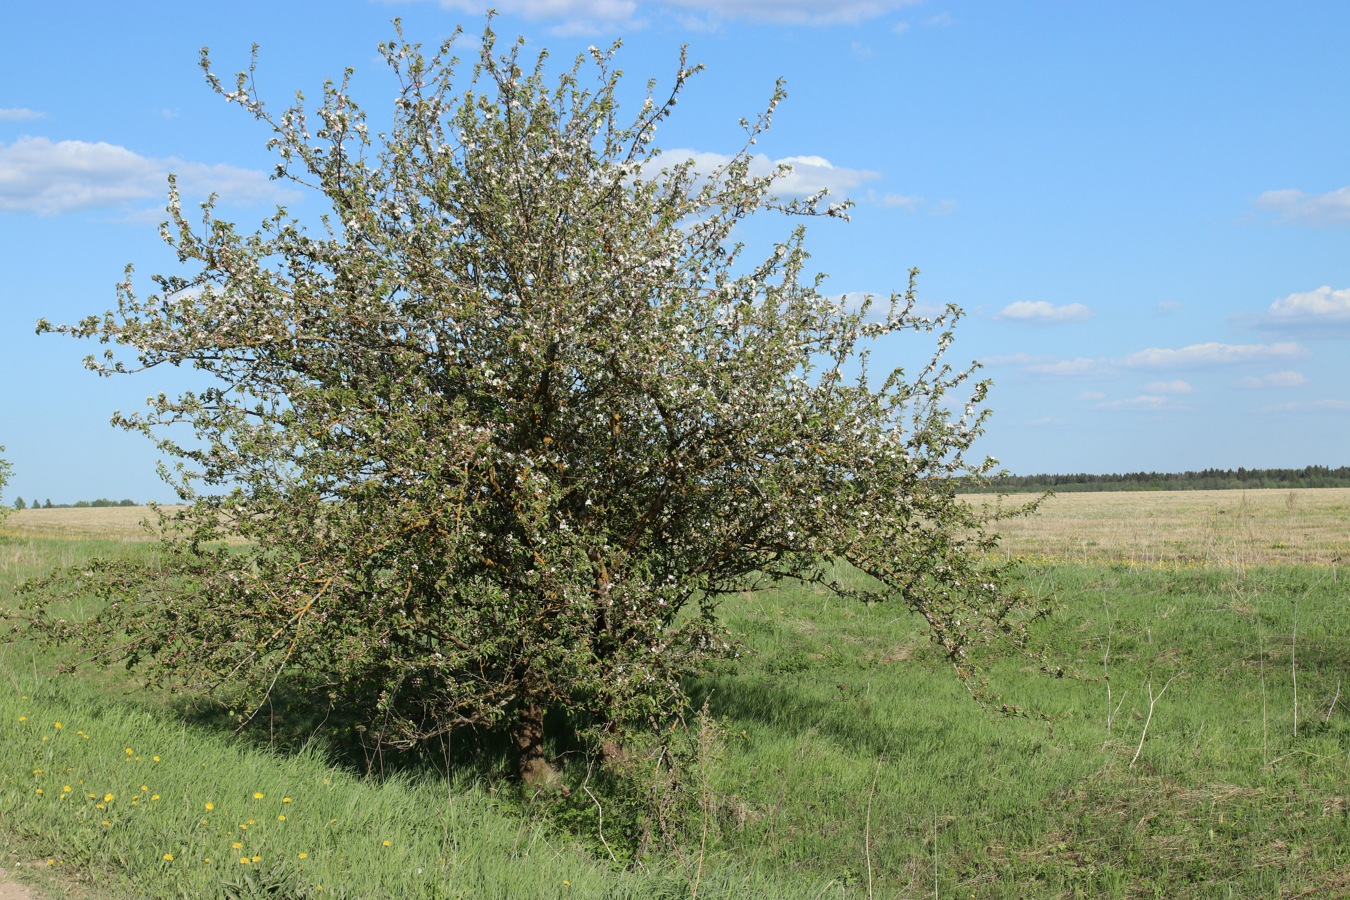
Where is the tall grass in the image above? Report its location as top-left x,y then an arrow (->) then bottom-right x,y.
3,504 -> 1350,897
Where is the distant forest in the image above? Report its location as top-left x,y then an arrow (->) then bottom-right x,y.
962,465 -> 1350,493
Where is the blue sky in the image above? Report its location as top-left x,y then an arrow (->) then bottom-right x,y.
2,1 -> 1348,504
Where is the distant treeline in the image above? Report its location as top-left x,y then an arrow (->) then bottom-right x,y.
962,466 -> 1350,493
13,498 -> 141,510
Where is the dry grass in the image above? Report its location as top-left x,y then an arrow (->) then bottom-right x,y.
972,487 -> 1350,567
7,488 -> 1349,568
0,506 -> 179,542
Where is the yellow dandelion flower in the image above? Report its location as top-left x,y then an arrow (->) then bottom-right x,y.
151,795 -> 160,800
232,842 -> 243,850
54,722 -> 62,729
382,840 -> 391,847
62,786 -> 71,793
282,797 -> 293,803
96,803 -> 106,810
162,853 -> 174,862
153,756 -> 161,762
124,748 -> 133,755
205,802 -> 215,811
34,788 -> 43,795
277,814 -> 286,821
101,820 -> 110,826
239,857 -> 250,865
253,792 -> 264,799
298,853 -> 308,860
251,855 -> 261,863
18,716 -> 26,722
33,769 -> 44,775
46,860 -> 54,866
104,793 -> 114,802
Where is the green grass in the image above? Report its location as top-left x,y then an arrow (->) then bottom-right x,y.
3,532 -> 1350,898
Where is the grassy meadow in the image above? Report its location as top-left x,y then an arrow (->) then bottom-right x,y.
1,490 -> 1348,898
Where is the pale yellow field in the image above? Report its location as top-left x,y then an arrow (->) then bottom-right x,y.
5,490 -> 1349,567
0,506 -> 180,541
972,487 -> 1350,567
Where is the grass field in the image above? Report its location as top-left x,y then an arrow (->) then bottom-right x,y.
2,491 -> 1348,898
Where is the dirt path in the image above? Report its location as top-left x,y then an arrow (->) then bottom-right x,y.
0,880 -> 35,900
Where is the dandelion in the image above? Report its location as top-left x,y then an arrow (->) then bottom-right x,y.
252,855 -> 261,863
101,820 -> 110,827
54,723 -> 62,729
140,785 -> 149,792
298,853 -> 308,860
162,853 -> 174,862
277,815 -> 286,821
151,795 -> 160,801
282,797 -> 293,803
104,793 -> 114,802
205,802 -> 215,811
253,792 -> 264,799
153,756 -> 160,762
62,786 -> 71,793
382,840 -> 391,847
96,804 -> 106,810
232,843 -> 243,850
124,748 -> 133,756
239,857 -> 251,865
34,788 -> 43,795
18,716 -> 27,722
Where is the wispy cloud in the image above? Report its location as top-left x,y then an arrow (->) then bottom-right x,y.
1255,186 -> 1350,226
1144,380 -> 1192,394
1120,341 -> 1306,369
655,149 -> 880,200
994,300 -> 1092,324
983,353 -> 1107,377
1239,371 -> 1308,389
0,107 -> 46,121
1258,399 -> 1350,414
1098,394 -> 1170,411
428,0 -> 924,29
0,136 -> 291,216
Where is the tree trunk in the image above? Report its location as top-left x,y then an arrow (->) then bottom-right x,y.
512,702 -> 558,787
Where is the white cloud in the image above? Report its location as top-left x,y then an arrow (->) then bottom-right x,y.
0,136 -> 289,216
1120,341 -> 1306,369
994,300 -> 1092,323
1256,186 -> 1350,226
1144,380 -> 1192,394
1239,371 -> 1308,389
656,149 -> 880,200
1098,394 -> 1169,411
0,107 -> 46,121
1266,285 -> 1350,325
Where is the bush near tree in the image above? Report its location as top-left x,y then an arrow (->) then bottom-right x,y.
29,22 -> 1040,782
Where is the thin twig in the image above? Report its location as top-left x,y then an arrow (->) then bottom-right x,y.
1292,599 -> 1299,738
582,786 -> 618,864
1130,674 -> 1179,768
864,748 -> 886,900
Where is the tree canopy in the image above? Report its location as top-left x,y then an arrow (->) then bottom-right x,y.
31,22 -> 1039,782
